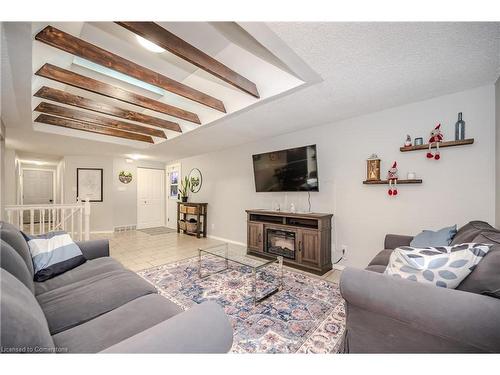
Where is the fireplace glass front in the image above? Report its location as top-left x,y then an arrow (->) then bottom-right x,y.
266,228 -> 296,260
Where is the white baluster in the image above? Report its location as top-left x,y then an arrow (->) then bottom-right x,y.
84,199 -> 91,241
79,207 -> 83,241
7,210 -> 12,225
39,209 -> 43,234
18,210 -> 22,230
71,208 -> 75,238
41,209 -> 45,234
30,209 -> 35,235
61,208 -> 66,231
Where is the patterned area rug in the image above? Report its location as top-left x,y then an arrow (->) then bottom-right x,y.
138,256 -> 345,353
138,227 -> 177,236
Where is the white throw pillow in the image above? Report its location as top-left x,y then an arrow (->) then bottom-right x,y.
385,243 -> 492,288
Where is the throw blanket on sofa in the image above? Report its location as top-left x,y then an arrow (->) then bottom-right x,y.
385,243 -> 492,289
23,231 -> 86,282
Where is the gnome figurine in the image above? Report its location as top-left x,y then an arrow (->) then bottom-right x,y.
404,134 -> 412,147
387,161 -> 398,196
427,123 -> 443,160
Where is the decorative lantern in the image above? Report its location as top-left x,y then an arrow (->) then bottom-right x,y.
366,154 -> 381,181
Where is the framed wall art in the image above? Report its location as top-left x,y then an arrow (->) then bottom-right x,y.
77,168 -> 103,202
188,168 -> 202,193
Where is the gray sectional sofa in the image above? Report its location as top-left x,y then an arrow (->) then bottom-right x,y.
340,221 -> 500,353
0,221 -> 233,353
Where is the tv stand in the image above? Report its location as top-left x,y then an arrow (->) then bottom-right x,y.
246,209 -> 333,275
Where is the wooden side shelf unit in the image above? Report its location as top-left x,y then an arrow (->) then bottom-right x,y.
363,179 -> 422,185
177,202 -> 207,238
246,209 -> 333,275
400,138 -> 474,152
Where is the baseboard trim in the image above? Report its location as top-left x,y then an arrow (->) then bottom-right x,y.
90,230 -> 114,234
207,235 -> 246,247
333,264 -> 346,271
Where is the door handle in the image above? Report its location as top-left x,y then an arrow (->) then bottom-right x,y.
298,241 -> 302,252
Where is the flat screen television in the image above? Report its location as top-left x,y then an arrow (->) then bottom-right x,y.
252,145 -> 319,192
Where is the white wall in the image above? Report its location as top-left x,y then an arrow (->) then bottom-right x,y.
0,123 -> 5,219
3,148 -> 17,207
64,155 -> 114,232
175,85 -> 496,268
63,155 -> 165,232
0,23 -> 4,219
495,77 -> 500,228
112,158 -> 166,228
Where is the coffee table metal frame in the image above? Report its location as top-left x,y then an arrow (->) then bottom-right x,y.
198,243 -> 283,305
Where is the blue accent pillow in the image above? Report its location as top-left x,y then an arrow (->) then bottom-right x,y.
410,225 -> 458,247
22,231 -> 86,282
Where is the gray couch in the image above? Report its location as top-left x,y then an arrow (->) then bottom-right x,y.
340,221 -> 500,353
0,221 -> 233,353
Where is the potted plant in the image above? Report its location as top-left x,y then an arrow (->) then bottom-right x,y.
179,176 -> 190,202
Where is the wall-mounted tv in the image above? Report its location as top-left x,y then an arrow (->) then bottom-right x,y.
252,145 -> 319,192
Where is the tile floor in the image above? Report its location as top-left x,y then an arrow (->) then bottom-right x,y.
90,229 -> 342,283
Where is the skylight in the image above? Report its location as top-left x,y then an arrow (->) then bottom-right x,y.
72,56 -> 166,96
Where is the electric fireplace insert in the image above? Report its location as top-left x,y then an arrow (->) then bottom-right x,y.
266,228 -> 296,260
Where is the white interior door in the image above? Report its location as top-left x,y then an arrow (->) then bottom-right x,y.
137,168 -> 165,229
22,169 -> 55,223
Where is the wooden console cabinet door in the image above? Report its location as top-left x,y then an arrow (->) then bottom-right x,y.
248,222 -> 264,252
299,229 -> 320,267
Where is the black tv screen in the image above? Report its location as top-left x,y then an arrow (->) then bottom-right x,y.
252,145 -> 319,192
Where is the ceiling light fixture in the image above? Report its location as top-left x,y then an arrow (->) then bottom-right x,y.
20,160 -> 47,166
135,35 -> 165,53
127,154 -> 143,161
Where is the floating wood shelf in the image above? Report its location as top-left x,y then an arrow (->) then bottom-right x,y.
363,179 -> 423,185
400,138 -> 474,152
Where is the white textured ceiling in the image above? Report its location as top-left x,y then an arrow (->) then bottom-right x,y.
2,22 -> 500,162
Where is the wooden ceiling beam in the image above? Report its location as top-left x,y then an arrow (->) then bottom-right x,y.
35,25 -> 226,113
34,86 -> 182,133
35,63 -> 201,124
34,114 -> 154,143
116,22 -> 260,98
34,102 -> 167,139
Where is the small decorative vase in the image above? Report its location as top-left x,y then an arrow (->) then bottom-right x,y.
455,112 -> 465,140
181,196 -> 188,202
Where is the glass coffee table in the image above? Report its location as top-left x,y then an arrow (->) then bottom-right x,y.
198,243 -> 283,304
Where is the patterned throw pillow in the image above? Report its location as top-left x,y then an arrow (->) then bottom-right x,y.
23,231 -> 86,282
385,243 -> 492,288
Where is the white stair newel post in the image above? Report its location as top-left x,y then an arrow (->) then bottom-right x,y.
18,210 -> 23,230
84,199 -> 91,241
